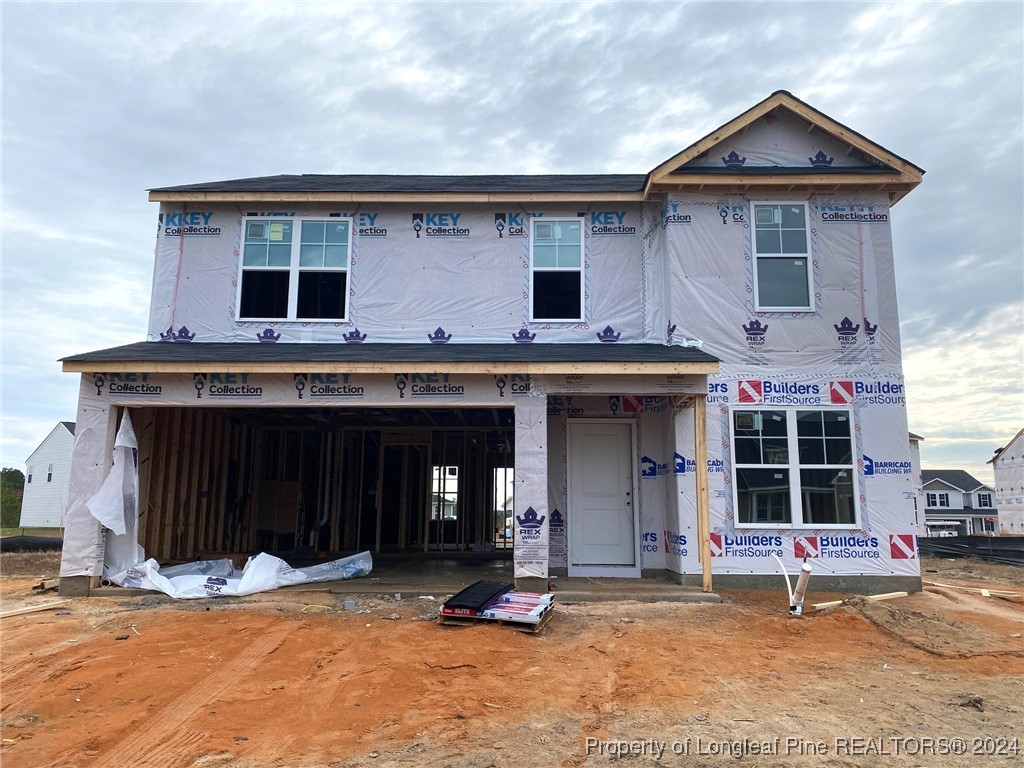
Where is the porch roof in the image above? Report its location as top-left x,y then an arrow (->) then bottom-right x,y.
61,341 -> 720,375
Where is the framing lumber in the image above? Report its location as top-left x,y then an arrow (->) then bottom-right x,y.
1,600 -> 72,619
811,591 -> 909,611
693,394 -> 712,592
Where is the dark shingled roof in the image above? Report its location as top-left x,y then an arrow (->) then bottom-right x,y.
61,341 -> 719,365
149,174 -> 649,195
60,421 -> 76,436
922,469 -> 989,492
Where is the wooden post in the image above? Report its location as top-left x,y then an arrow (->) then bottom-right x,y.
694,394 -> 712,592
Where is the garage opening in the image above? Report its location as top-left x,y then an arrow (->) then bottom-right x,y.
130,406 -> 515,563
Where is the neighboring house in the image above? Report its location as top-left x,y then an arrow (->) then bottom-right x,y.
989,428 -> 1024,534
921,470 -> 998,536
20,422 -> 75,528
58,91 -> 925,594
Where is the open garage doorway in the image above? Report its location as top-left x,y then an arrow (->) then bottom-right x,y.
129,406 -> 515,563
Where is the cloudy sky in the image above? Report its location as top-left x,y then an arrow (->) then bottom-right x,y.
2,1 -> 1021,483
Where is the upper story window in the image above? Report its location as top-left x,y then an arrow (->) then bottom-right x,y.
752,202 -> 812,311
238,218 -> 351,321
977,492 -> 992,508
731,408 -> 857,528
530,218 -> 583,322
26,465 -> 33,484
47,463 -> 54,483
926,492 -> 950,508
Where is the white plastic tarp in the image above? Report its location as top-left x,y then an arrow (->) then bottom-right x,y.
86,411 -> 144,577
108,550 -> 373,599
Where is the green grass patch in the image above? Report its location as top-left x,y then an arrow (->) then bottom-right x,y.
0,527 -> 63,537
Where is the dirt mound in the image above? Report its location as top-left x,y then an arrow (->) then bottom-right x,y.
2,563 -> 1023,767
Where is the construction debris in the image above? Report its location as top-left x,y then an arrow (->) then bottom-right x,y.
0,599 -> 72,619
923,580 -> 1022,602
810,591 -> 908,611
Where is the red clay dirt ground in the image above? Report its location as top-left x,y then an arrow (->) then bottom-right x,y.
1,553 -> 1022,767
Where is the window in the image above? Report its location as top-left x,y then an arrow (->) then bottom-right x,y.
46,463 -> 53,483
26,465 -> 32,484
752,202 -> 812,311
731,408 -> 857,527
530,218 -> 583,321
926,492 -> 950,508
977,492 -> 992,507
432,465 -> 459,520
239,218 -> 351,321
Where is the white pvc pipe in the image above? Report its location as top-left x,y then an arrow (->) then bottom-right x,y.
771,553 -> 794,607
791,560 -> 813,615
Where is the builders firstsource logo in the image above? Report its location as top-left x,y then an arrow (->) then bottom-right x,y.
830,380 -> 906,405
794,535 -> 881,560
738,379 -> 822,405
709,533 -> 784,558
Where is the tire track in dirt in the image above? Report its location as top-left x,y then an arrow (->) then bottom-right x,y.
84,621 -> 293,768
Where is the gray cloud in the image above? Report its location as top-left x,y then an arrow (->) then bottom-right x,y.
2,1 -> 1021,482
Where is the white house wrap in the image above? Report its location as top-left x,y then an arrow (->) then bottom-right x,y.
59,92 -> 926,593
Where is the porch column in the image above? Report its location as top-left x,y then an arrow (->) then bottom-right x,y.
59,375 -> 119,595
513,396 -> 548,589
694,393 -> 713,592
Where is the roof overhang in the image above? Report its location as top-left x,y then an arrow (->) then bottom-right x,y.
61,342 -> 720,376
148,191 -> 649,204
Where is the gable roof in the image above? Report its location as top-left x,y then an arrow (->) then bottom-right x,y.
26,421 -> 77,463
645,91 -> 923,203
988,427 -> 1024,464
149,92 -> 922,206
922,469 -> 990,493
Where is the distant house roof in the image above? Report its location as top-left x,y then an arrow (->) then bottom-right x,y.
61,341 -> 720,375
60,421 -> 76,436
908,431 -> 924,441
922,469 -> 990,492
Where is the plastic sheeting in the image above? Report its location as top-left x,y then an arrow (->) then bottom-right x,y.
663,193 -> 902,372
513,396 -> 549,578
62,365 -> 919,581
108,551 -> 373,599
150,204 -> 656,346
666,370 -> 919,578
86,411 -> 144,577
59,376 -> 115,578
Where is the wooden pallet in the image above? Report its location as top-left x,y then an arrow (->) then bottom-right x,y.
437,608 -> 554,634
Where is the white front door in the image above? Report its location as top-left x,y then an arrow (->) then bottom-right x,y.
567,420 -> 639,577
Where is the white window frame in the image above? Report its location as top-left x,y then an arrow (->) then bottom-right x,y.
976,492 -> 992,508
26,465 -> 33,484
730,407 -> 860,529
926,492 -> 950,508
237,216 -> 353,322
529,217 -> 585,323
46,463 -> 53,483
751,201 -> 813,312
